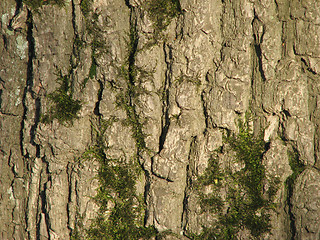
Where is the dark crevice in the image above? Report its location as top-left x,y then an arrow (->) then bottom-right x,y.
42,157 -> 51,239
128,10 -> 138,87
287,183 -> 296,240
252,13 -> 266,82
67,162 -> 74,235
158,112 -> 170,152
124,0 -> 131,8
151,173 -> 174,183
201,89 -> 209,131
158,43 -> 173,153
274,0 -> 279,12
282,109 -> 291,118
26,10 -> 35,90
2,35 -> 8,51
254,44 -> 266,82
281,21 -> 287,58
181,164 -> 190,232
71,0 -> 77,37
71,0 -> 82,63
126,20 -> 148,155
25,7 -> 41,158
20,9 -> 35,158
285,146 -> 304,240
182,137 -> 197,236
0,89 -> 2,112
14,0 -> 23,14
35,157 -> 49,240
264,141 -> 271,152
94,80 -> 103,116
9,0 -> 23,31
143,169 -> 151,225
286,148 -> 300,240
30,97 -> 41,158
301,57 -> 317,75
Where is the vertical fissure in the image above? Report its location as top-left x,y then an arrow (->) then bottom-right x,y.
285,144 -> 306,240
158,43 -> 172,153
93,80 -> 103,116
66,162 -> 74,236
125,1 -> 153,231
30,97 -> 41,158
252,14 -> 266,82
125,4 -> 147,155
201,88 -> 209,131
286,181 -> 296,240
20,8 -> 34,158
254,44 -> 266,82
181,136 -> 197,236
251,12 -> 266,131
36,157 -> 50,240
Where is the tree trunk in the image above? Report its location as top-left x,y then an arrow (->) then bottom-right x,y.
1,0 -> 320,239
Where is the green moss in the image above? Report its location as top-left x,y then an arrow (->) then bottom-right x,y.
71,209 -> 85,240
41,73 -> 81,125
80,118 -> 157,240
79,0 -> 110,90
287,148 -> 304,179
23,0 -> 65,9
285,147 -> 305,200
225,116 -> 266,208
114,22 -> 150,155
192,113 -> 279,239
145,0 -> 181,35
80,0 -> 93,18
115,92 -> 147,152
81,7 -> 157,239
74,35 -> 84,50
88,56 -> 97,79
82,55 -> 97,89
196,156 -> 224,213
285,148 -> 304,197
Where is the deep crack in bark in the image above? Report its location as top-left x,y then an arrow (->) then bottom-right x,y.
158,43 -> 173,153
182,136 -> 197,236
20,8 -> 34,158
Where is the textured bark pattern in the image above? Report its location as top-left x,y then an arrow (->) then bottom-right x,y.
1,0 -> 320,239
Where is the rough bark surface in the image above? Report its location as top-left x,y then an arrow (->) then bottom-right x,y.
1,0 -> 320,239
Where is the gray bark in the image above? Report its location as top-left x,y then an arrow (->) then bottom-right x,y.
1,0 -> 320,239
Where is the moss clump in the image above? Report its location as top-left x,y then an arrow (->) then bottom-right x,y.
41,73 -> 81,125
114,22 -> 150,155
285,148 -> 304,201
287,148 -> 304,181
23,0 -> 65,9
85,150 -> 157,240
115,92 -> 147,152
192,114 -> 279,239
225,117 -> 266,209
79,119 -> 157,240
145,0 -> 181,36
80,0 -> 93,18
83,7 -> 156,239
196,155 -> 224,214
81,55 -> 97,89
